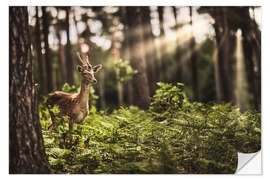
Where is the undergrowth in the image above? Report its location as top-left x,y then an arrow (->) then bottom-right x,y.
39,82 -> 261,174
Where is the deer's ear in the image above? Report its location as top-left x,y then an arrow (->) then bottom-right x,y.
93,64 -> 102,73
77,65 -> 83,72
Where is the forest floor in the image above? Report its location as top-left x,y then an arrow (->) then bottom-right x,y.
39,83 -> 261,174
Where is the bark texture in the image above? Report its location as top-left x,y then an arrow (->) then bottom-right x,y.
9,7 -> 50,174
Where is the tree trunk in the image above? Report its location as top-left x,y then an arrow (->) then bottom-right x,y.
64,8 -> 75,86
72,7 -> 84,58
126,7 -> 150,109
213,39 -> 222,103
98,67 -> 106,110
251,14 -> 261,110
42,7 -> 54,93
56,22 -> 66,88
120,7 -> 133,105
189,7 -> 199,101
9,7 -> 50,174
238,7 -> 260,110
112,29 -> 124,107
242,30 -> 259,110
158,7 -> 169,82
213,8 -> 232,103
141,7 -> 158,96
172,6 -> 183,83
34,7 -> 47,95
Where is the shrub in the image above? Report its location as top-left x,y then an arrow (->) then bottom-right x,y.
150,82 -> 185,121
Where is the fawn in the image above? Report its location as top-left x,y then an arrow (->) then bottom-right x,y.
46,52 -> 102,131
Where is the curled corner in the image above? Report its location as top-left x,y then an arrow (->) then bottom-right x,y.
235,151 -> 261,174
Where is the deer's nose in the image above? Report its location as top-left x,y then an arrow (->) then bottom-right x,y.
93,79 -> 97,83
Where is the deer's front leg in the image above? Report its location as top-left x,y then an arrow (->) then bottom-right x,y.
77,120 -> 85,136
68,118 -> 74,143
68,118 -> 74,132
48,109 -> 56,130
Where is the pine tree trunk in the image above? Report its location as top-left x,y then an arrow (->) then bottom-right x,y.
65,8 -> 75,86
213,39 -> 222,103
56,9 -> 66,88
72,7 -> 84,57
112,30 -> 124,107
141,7 -> 158,96
120,7 -> 133,105
42,7 -> 54,93
126,7 -> 150,109
213,8 -> 232,103
98,68 -> 106,110
158,7 -> 169,82
172,6 -> 183,83
238,7 -> 260,110
251,17 -> 261,110
189,7 -> 199,101
35,7 -> 47,95
9,7 -> 50,174
242,30 -> 259,110
56,28 -> 66,87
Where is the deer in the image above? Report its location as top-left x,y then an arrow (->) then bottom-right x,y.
46,52 -> 102,132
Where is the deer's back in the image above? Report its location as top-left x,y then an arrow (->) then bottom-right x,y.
47,91 -> 79,115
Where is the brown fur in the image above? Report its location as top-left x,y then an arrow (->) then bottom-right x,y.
47,91 -> 79,119
46,90 -> 88,130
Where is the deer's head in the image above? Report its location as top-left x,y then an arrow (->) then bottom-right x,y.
77,53 -> 102,84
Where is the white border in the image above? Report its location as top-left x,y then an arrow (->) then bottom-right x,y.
7,0 -> 263,6
2,0 -> 270,179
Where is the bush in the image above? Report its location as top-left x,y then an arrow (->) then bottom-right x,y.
40,82 -> 261,174
150,82 -> 185,121
114,60 -> 137,83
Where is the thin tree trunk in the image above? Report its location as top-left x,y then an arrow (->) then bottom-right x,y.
238,7 -> 260,110
98,67 -> 106,110
242,30 -> 258,110
158,7 -> 169,82
35,7 -> 47,95
173,6 -> 183,83
56,22 -> 66,87
64,7 -> 75,86
221,8 -> 232,102
72,7 -> 84,58
126,82 -> 133,105
9,7 -> 50,173
189,7 -> 199,101
42,7 -> 54,93
213,8 -> 232,103
251,14 -> 261,110
112,30 -> 124,107
141,7 -> 158,96
126,7 -> 150,109
120,7 -> 133,105
117,81 -> 124,106
213,39 -> 222,103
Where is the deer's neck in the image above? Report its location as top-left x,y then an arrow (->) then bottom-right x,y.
78,80 -> 90,108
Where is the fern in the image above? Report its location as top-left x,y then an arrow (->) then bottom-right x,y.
39,82 -> 261,174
